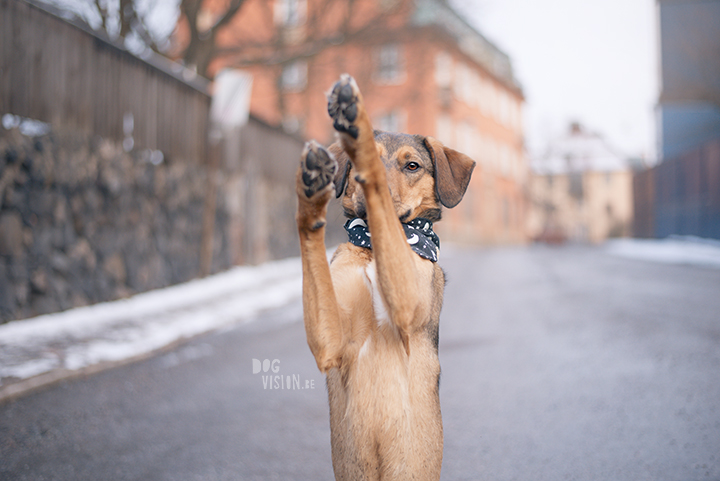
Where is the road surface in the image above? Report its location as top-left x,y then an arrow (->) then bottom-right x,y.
1,245 -> 719,480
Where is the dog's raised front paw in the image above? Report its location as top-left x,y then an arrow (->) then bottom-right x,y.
327,74 -> 360,139
300,141 -> 337,199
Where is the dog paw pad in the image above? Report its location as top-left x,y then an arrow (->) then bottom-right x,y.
300,141 -> 337,198
327,74 -> 360,139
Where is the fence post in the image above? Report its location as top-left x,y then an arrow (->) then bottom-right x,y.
200,131 -> 222,277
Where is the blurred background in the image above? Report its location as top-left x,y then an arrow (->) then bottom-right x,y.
1,1 -> 720,479
1,0 -> 718,322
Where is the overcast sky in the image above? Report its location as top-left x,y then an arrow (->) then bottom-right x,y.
451,0 -> 659,161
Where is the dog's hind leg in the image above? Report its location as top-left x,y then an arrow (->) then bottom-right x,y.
327,75 -> 433,353
296,141 -> 346,372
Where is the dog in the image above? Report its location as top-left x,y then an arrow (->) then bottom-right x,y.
295,74 -> 475,480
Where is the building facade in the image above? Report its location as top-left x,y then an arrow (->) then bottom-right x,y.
657,0 -> 720,161
176,0 -> 529,244
630,0 -> 720,241
529,123 -> 634,244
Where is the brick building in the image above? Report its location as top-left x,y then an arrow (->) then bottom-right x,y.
177,0 -> 528,244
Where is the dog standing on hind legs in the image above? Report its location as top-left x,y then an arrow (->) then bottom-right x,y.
296,74 -> 475,480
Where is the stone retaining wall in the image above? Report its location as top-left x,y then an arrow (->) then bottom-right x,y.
0,127 -> 229,323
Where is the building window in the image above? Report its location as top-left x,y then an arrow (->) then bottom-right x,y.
375,44 -> 405,84
435,51 -> 453,88
435,115 -> 454,146
478,77 -> 491,117
435,51 -> 453,108
453,62 -> 468,104
499,143 -> 511,177
499,90 -> 511,126
488,138 -> 499,171
569,172 -> 584,200
483,80 -> 500,120
281,60 -> 307,91
275,0 -> 306,27
464,183 -> 474,221
457,121 -> 476,159
196,8 -> 215,33
511,100 -> 522,133
282,115 -> 304,134
375,110 -> 406,133
502,199 -> 510,228
454,63 -> 481,107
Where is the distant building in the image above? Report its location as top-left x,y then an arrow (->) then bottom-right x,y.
630,0 -> 720,241
529,123 -> 633,243
657,0 -> 720,161
176,0 -> 529,244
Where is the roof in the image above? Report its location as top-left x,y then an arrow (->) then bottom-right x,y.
532,123 -> 630,175
411,0 -> 521,91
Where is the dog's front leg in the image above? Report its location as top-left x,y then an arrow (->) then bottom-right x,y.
328,75 -> 428,351
296,141 -> 345,372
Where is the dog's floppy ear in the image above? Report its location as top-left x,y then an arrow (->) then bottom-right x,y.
423,137 -> 476,208
328,142 -> 351,198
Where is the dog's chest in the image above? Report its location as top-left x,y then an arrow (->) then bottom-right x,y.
361,261 -> 390,327
330,249 -> 408,360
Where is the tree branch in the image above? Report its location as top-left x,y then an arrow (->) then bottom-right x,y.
213,0 -> 411,68
209,0 -> 248,32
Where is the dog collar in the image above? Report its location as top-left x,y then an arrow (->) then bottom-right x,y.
344,217 -> 440,262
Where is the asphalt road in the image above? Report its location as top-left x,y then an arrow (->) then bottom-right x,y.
1,245 -> 719,480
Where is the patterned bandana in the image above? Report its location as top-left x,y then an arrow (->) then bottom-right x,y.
344,217 -> 440,262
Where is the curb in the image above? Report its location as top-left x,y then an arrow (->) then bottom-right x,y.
0,337 -> 194,405
0,258 -> 304,404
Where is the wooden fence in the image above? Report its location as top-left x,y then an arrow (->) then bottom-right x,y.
632,168 -> 655,239
0,0 -> 210,163
212,119 -> 345,267
0,0 -> 346,274
633,139 -> 720,240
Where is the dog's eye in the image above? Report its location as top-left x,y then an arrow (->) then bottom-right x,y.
405,162 -> 420,172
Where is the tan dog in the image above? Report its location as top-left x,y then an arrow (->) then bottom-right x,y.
295,74 -> 475,480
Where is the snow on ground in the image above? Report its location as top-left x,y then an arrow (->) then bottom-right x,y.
606,236 -> 720,269
0,256 -> 304,384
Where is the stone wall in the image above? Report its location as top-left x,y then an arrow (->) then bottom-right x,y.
0,127 -> 229,323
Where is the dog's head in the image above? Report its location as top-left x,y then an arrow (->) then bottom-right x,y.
330,131 -> 476,222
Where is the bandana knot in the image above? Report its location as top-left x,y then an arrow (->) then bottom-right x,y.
344,217 -> 440,262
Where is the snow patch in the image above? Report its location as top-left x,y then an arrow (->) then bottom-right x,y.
0,257 -> 304,382
606,236 -> 720,269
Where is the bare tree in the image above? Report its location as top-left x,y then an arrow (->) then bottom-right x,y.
176,0 -> 412,78
171,0 -> 417,134
49,0 -> 177,54
55,0 -> 412,79
178,0 -> 250,77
